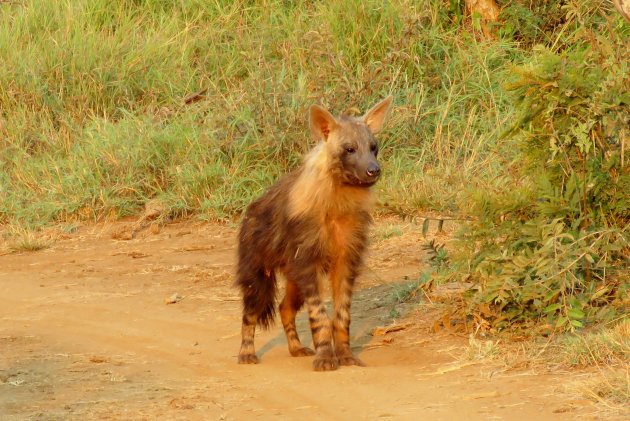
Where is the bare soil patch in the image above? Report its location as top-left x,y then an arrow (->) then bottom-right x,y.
0,219 -> 615,420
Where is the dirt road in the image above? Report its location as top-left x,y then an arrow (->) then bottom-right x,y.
0,220 -> 599,420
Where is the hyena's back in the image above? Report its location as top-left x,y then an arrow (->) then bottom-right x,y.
235,170 -> 300,329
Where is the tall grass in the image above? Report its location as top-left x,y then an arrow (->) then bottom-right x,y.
1,0 -> 520,226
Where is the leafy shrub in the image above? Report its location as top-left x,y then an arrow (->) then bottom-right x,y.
448,5 -> 629,333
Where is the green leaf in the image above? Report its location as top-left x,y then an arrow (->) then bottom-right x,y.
567,308 -> 585,320
570,319 -> 583,328
422,218 -> 429,238
544,303 -> 561,313
555,316 -> 569,328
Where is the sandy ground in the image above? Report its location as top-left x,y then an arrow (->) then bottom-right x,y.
0,218 -> 609,420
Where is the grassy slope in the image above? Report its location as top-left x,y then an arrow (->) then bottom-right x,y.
0,0 -> 518,226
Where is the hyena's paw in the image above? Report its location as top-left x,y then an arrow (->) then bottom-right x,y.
312,355 -> 339,371
237,353 -> 259,364
290,347 -> 316,357
337,354 -> 365,367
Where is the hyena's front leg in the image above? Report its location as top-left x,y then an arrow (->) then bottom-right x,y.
304,291 -> 337,371
288,267 -> 336,370
279,279 -> 315,357
331,264 -> 364,366
332,287 -> 364,366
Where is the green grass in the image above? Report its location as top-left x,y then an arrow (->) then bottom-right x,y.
0,0 -> 521,227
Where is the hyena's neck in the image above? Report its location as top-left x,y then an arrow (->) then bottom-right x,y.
288,144 -> 374,221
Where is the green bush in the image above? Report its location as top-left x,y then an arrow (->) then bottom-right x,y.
448,5 -> 629,332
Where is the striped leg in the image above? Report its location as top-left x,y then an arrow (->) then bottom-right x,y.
279,280 -> 314,357
331,261 -> 364,366
286,262 -> 337,371
305,292 -> 337,371
238,312 -> 259,364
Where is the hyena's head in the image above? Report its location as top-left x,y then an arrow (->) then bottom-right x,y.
309,96 -> 393,188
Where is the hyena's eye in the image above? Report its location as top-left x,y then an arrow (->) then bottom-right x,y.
370,144 -> 378,156
345,147 -> 356,154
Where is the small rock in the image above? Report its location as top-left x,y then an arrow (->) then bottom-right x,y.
166,293 -> 183,304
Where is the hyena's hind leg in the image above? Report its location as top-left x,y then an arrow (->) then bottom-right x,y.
238,312 -> 259,364
236,268 -> 277,364
279,279 -> 315,357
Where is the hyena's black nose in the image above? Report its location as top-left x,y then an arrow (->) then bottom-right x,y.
366,163 -> 381,178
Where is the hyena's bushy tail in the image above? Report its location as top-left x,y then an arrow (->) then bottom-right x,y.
236,267 -> 277,330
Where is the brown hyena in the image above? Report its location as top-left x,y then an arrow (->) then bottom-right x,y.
235,96 -> 393,371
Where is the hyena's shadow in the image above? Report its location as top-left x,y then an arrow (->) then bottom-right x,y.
257,279 -> 420,358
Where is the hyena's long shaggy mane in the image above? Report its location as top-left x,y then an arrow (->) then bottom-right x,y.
288,139 -> 376,220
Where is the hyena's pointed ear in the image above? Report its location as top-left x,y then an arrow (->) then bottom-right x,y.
310,105 -> 339,142
363,95 -> 393,134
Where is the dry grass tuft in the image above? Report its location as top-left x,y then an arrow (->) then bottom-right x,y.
456,319 -> 630,416
5,228 -> 54,252
555,319 -> 630,368
566,368 -> 629,418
